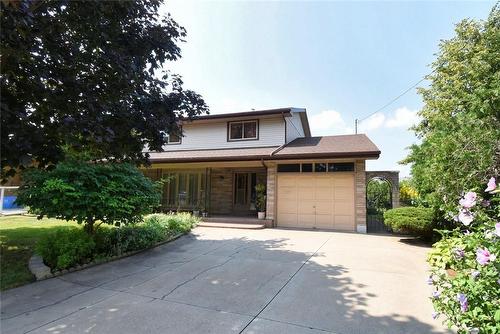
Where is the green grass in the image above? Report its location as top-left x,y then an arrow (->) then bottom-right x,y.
0,215 -> 76,290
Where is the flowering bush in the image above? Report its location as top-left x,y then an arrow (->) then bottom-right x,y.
428,177 -> 500,333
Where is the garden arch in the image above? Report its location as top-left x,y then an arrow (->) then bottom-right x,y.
365,171 -> 400,209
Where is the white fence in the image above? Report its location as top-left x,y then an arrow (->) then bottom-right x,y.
0,186 -> 27,216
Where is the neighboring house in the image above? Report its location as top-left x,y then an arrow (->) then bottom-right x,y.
144,107 -> 381,233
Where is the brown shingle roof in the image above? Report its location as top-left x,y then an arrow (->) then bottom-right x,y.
273,134 -> 380,159
147,134 -> 380,163
148,146 -> 280,163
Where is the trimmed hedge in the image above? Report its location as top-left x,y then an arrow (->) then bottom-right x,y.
383,207 -> 434,237
36,213 -> 199,271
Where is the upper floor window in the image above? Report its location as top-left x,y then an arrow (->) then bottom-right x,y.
228,120 -> 258,141
167,127 -> 182,144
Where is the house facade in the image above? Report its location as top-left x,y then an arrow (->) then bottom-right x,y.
143,107 -> 380,233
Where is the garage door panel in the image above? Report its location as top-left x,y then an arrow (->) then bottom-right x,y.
277,173 -> 355,231
298,201 -> 315,215
315,188 -> 333,200
298,214 -> 315,228
315,214 -> 334,229
315,201 -> 333,215
297,188 -> 315,200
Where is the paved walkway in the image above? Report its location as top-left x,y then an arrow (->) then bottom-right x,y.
1,227 -> 451,334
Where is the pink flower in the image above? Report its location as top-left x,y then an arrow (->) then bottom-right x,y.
495,223 -> 500,237
476,248 -> 497,265
458,210 -> 474,226
485,177 -> 496,192
459,192 -> 477,208
457,293 -> 468,312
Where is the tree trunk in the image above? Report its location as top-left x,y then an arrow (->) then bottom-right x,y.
84,219 -> 95,235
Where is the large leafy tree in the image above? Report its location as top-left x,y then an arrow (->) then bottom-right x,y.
1,0 -> 207,178
403,6 -> 500,212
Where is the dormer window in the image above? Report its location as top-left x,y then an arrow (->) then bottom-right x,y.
228,120 -> 258,141
167,127 -> 182,144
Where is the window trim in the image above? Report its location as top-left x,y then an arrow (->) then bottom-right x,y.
227,119 -> 259,142
166,127 -> 182,145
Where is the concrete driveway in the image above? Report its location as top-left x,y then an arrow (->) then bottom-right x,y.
1,227 -> 451,334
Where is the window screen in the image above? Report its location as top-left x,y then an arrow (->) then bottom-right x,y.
328,163 -> 355,172
277,164 -> 300,172
315,163 -> 327,172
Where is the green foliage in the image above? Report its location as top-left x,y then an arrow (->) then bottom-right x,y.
1,0 -> 207,178
367,179 -> 392,214
36,228 -> 95,270
402,7 -> 500,214
383,207 -> 435,236
36,213 -> 197,271
255,184 -> 266,212
399,179 -> 420,206
427,185 -> 499,333
16,161 -> 161,233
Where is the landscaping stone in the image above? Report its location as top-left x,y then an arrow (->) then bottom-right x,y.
27,255 -> 51,280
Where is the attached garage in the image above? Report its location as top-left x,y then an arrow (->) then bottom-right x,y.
276,163 -> 355,231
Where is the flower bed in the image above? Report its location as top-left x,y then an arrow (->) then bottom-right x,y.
35,213 -> 199,272
427,178 -> 499,333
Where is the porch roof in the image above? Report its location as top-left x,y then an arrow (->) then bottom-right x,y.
147,134 -> 380,163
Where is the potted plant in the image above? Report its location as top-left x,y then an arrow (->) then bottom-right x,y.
255,183 -> 266,220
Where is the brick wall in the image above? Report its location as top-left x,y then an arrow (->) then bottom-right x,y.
355,160 -> 367,233
210,168 -> 233,214
265,162 -> 277,222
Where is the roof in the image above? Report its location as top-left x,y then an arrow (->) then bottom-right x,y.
147,134 -> 380,163
148,146 -> 280,163
273,134 -> 380,159
189,108 -> 294,121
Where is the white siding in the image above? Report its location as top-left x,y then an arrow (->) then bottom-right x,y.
163,117 -> 286,151
285,112 -> 305,143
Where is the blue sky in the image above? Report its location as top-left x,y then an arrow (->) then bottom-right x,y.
162,1 -> 494,178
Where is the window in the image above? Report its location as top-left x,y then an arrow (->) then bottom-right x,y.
162,171 -> 206,209
228,120 -> 258,141
167,130 -> 181,144
328,163 -> 354,172
277,164 -> 300,172
315,163 -> 327,172
301,163 -> 313,172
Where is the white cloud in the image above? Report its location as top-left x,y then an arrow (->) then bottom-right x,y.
385,107 -> 420,129
357,107 -> 420,133
358,112 -> 386,132
309,110 -> 353,136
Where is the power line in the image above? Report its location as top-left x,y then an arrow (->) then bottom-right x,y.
355,69 -> 435,133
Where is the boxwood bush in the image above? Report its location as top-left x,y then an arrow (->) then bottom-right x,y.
37,213 -> 199,271
383,207 -> 435,237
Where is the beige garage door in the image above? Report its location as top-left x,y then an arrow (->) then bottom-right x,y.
277,173 -> 355,231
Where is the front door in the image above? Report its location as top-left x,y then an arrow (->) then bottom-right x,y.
233,172 -> 257,213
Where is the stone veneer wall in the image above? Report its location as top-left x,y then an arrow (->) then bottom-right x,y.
265,162 -> 277,222
210,168 -> 233,214
355,160 -> 367,233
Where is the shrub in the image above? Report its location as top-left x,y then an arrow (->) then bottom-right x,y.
17,160 -> 161,234
36,228 -> 96,270
427,178 -> 499,333
144,212 -> 198,234
383,207 -> 434,236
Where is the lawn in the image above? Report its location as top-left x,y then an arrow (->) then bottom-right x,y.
0,215 -> 76,290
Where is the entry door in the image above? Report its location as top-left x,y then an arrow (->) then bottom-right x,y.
277,173 -> 355,231
233,173 -> 257,213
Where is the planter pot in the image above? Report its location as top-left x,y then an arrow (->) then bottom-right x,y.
202,212 -> 208,218
193,210 -> 200,217
257,212 -> 266,220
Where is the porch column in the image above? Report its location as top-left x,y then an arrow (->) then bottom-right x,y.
265,162 -> 277,223
355,160 -> 367,233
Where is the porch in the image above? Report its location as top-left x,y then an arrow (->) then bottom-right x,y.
142,165 -> 269,220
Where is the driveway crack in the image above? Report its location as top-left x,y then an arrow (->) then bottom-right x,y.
161,257 -> 234,300
237,236 -> 332,334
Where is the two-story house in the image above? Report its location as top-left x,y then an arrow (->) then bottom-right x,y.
143,107 -> 380,233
